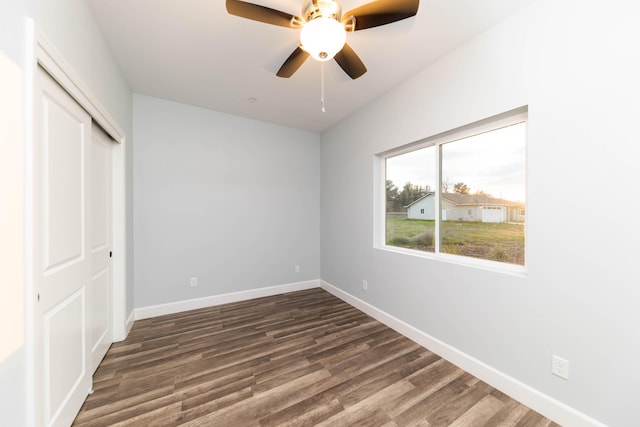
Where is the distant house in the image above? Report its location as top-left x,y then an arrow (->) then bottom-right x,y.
406,193 -> 524,223
405,193 -> 437,220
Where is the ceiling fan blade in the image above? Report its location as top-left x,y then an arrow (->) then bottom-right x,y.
343,0 -> 419,31
334,44 -> 367,80
277,47 -> 310,78
226,0 -> 301,28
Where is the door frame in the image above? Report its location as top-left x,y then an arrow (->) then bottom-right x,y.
25,21 -> 128,425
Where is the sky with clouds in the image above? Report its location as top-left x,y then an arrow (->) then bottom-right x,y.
386,122 -> 526,202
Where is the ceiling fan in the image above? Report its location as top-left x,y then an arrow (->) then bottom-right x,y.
226,0 -> 420,80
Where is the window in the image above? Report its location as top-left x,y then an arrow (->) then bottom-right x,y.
382,112 -> 526,268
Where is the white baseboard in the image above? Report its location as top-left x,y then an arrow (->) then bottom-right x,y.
320,280 -> 606,427
134,279 -> 321,321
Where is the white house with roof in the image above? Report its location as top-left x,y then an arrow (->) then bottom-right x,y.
405,193 -> 437,220
406,193 -> 524,223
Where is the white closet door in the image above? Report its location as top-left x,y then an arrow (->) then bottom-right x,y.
35,66 -> 92,427
90,124 -> 113,372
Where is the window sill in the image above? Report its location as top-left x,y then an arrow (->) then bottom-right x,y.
377,244 -> 528,277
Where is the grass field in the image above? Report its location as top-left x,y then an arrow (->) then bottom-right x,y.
386,218 -> 525,265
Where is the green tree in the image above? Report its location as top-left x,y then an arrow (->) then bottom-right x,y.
454,182 -> 470,194
399,182 -> 428,207
386,180 -> 400,211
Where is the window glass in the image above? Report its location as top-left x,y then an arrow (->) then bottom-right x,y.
385,146 -> 436,252
440,123 -> 526,264
383,118 -> 526,267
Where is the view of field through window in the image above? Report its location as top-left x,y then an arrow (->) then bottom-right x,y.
385,121 -> 526,265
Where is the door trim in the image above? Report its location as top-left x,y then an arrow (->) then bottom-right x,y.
26,20 -> 128,426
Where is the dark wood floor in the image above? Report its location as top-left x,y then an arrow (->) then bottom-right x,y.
73,288 -> 560,426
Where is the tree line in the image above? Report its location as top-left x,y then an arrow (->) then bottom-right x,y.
386,180 -> 475,211
386,181 -> 431,211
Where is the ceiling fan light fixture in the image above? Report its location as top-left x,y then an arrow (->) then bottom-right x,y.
300,17 -> 346,61
226,0 -> 420,79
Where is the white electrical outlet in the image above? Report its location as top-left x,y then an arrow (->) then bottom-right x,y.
190,277 -> 198,288
551,355 -> 569,380
362,280 -> 368,291
295,265 -> 300,273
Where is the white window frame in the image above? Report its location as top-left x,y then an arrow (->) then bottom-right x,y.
375,108 -> 528,275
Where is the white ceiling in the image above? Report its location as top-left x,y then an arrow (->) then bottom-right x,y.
88,0 -> 535,133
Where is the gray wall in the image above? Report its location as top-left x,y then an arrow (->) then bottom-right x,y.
0,0 -> 132,424
133,95 -> 321,308
320,1 -> 639,426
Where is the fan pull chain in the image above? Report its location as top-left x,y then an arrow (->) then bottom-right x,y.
320,62 -> 326,113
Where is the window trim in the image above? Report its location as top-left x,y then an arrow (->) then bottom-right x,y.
375,108 -> 528,275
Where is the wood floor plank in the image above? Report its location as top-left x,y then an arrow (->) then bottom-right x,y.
392,375 -> 470,426
73,288 -> 559,426
316,381 -> 415,427
260,397 -> 344,427
448,394 -> 505,427
74,393 -> 179,427
179,369 -> 333,426
484,400 -> 532,426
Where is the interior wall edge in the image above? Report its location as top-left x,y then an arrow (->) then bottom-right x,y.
125,310 -> 135,337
